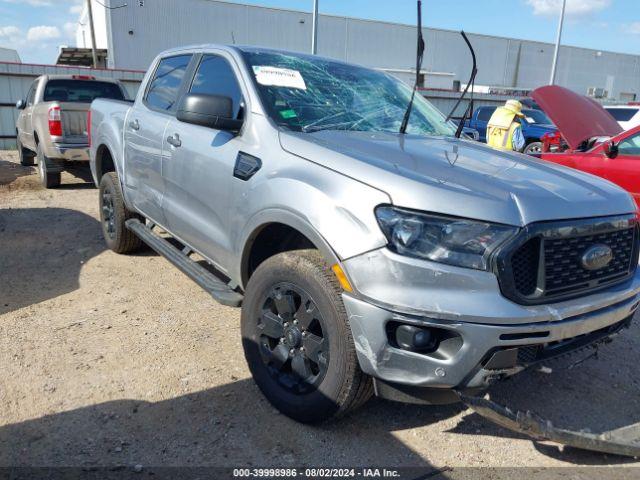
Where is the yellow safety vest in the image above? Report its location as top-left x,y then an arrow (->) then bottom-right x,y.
486,107 -> 519,151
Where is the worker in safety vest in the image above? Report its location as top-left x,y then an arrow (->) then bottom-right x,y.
486,100 -> 526,152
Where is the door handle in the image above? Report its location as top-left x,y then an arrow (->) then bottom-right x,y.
129,119 -> 140,131
167,133 -> 181,148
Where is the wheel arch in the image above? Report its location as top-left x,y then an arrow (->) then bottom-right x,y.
239,210 -> 341,289
94,143 -> 117,184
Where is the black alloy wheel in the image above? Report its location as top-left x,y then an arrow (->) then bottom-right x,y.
241,250 -> 373,423
258,282 -> 329,394
101,185 -> 117,240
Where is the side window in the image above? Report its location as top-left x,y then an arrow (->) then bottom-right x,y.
190,55 -> 243,118
145,55 -> 192,111
618,133 -> 640,156
477,108 -> 495,122
26,80 -> 38,106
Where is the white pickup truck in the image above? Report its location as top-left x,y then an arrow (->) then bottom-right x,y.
15,74 -> 128,188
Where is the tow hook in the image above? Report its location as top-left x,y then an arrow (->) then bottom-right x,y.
456,391 -> 640,458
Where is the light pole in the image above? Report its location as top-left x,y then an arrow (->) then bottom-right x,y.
311,0 -> 319,54
86,0 -> 98,68
549,0 -> 566,85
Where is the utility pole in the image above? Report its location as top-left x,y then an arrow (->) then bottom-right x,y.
311,0 -> 319,54
549,0 -> 566,85
86,0 -> 98,68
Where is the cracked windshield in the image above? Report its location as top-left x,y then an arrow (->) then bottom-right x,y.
242,50 -> 456,137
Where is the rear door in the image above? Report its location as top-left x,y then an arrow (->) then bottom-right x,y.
21,79 -> 39,149
124,54 -> 194,225
162,52 -> 247,271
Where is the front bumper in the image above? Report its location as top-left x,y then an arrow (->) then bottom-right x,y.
342,248 -> 640,390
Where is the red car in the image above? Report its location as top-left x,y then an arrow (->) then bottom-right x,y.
534,85 -> 640,206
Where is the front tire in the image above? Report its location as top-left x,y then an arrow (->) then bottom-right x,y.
36,144 -> 60,188
99,172 -> 143,254
241,250 -> 372,423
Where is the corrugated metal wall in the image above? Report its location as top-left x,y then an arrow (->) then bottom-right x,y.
0,62 -> 144,149
104,0 -> 640,100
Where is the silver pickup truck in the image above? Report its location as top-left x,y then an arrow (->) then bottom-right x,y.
89,45 -> 640,428
15,74 -> 127,188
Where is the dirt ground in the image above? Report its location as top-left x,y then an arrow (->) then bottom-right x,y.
1,150 -> 640,475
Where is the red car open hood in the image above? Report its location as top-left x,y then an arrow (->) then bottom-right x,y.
532,85 -> 622,150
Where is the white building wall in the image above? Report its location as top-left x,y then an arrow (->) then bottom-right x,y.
75,0 -> 109,50
0,46 -> 21,63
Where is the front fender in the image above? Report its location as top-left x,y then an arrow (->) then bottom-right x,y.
524,126 -> 557,141
232,157 -> 391,288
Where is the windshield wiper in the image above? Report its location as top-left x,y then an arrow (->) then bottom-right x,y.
399,0 -> 425,135
445,31 -> 478,139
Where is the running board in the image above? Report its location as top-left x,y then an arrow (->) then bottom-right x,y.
458,392 -> 640,458
125,219 -> 243,308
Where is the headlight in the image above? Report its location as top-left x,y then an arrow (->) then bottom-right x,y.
375,206 -> 517,270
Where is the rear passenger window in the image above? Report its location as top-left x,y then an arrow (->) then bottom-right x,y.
190,55 -> 243,118
477,108 -> 495,122
146,55 -> 192,111
606,108 -> 638,122
26,80 -> 38,106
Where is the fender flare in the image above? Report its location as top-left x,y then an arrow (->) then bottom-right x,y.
236,208 -> 341,289
93,137 -> 124,183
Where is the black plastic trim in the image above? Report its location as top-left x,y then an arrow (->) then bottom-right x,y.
494,214 -> 639,305
125,219 -> 243,307
233,152 -> 262,181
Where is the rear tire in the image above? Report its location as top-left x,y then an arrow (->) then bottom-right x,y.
99,172 -> 143,254
36,144 -> 60,188
241,249 -> 372,423
524,141 -> 542,155
17,138 -> 35,166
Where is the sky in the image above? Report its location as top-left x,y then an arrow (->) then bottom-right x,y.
0,0 -> 639,64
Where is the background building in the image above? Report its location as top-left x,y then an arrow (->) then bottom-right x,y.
75,0 -> 109,51
75,0 -> 640,102
0,46 -> 20,63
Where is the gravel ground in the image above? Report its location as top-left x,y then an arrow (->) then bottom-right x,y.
1,150 -> 639,475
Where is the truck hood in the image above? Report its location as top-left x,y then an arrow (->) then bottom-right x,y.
279,130 -> 635,227
532,85 -> 622,150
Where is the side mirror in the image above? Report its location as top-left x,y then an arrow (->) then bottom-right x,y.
16,99 -> 26,110
176,93 -> 243,133
604,140 -> 619,159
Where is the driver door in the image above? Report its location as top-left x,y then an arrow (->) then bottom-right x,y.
161,53 -> 247,272
20,80 -> 39,150
603,132 -> 640,206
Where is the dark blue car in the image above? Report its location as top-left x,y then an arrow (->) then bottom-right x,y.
464,105 -> 557,155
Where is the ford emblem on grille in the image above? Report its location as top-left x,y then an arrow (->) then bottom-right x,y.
580,244 -> 613,271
